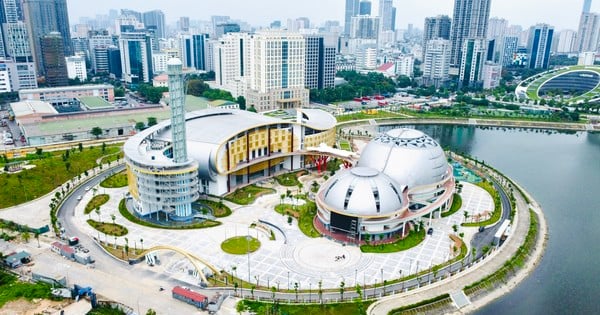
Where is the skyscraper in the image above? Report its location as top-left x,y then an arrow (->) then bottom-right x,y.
423,15 -> 451,53
142,10 -> 166,39
378,0 -> 394,32
459,38 -> 486,87
350,15 -> 380,39
40,32 -> 67,86
422,39 -> 451,87
246,31 -> 309,112
180,34 -> 209,71
344,0 -> 360,36
527,24 -> 554,69
575,11 -> 600,52
557,30 -> 577,53
583,0 -> 592,13
450,0 -> 491,66
359,0 -> 371,15
23,0 -> 72,75
304,34 -> 336,90
118,30 -> 154,83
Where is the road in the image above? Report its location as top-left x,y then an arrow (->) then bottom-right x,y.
54,164 -> 203,314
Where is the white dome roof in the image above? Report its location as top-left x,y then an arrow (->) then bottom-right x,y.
358,128 -> 449,188
321,167 -> 405,216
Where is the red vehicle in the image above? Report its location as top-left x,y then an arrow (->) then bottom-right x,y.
353,97 -> 362,102
362,96 -> 370,101
378,101 -> 388,106
374,95 -> 385,100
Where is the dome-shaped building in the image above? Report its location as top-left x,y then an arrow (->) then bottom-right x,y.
315,128 -> 454,243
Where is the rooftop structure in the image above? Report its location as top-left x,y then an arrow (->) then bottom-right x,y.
516,65 -> 600,104
19,84 -> 115,103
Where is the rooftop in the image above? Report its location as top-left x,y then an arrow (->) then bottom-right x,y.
19,84 -> 113,94
10,100 -> 58,118
79,96 -> 113,110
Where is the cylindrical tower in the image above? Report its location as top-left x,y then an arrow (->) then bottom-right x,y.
168,58 -> 188,164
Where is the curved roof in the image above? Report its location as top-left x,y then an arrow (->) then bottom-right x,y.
358,128 -> 449,188
299,108 -> 337,130
321,167 -> 406,216
519,66 -> 600,103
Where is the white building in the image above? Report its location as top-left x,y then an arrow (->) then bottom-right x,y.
246,31 -> 309,112
578,51 -> 596,66
557,30 -> 577,54
355,45 -> 378,70
65,56 -> 87,81
422,39 -> 451,87
350,15 -> 380,39
482,61 -> 502,89
213,32 -> 253,97
395,55 -> 415,78
0,63 -> 12,93
459,38 -> 486,87
152,52 -> 169,73
119,31 -> 153,83
0,58 -> 37,90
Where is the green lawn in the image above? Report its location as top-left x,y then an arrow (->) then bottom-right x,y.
86,305 -> 127,315
99,152 -> 124,165
274,171 -> 306,187
339,140 -> 352,151
0,145 -> 120,208
100,171 -> 128,188
195,199 -> 232,217
224,185 -> 276,205
221,236 -> 261,255
237,300 -> 373,315
360,228 -> 426,253
87,219 -> 128,236
84,194 -> 110,214
336,111 -> 403,122
118,199 -> 221,230
274,200 -> 320,238
441,194 -> 462,218
0,271 -> 53,308
462,181 -> 502,227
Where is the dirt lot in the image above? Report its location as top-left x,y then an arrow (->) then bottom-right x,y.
0,298 -> 71,315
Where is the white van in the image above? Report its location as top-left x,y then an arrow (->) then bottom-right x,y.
3,138 -> 14,145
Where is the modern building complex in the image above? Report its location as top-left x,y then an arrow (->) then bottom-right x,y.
304,34 -> 336,90
40,32 -> 68,87
344,0 -> 360,36
459,38 -> 486,87
19,84 -> 115,103
422,39 -> 452,87
119,30 -> 154,83
423,15 -> 451,58
516,65 -> 600,103
575,4 -> 600,53
179,34 -> 209,71
125,106 -> 336,218
315,128 -> 455,242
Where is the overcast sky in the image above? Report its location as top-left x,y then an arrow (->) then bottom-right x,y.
67,0 -> 595,31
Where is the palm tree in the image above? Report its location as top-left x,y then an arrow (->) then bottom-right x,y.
339,280 -> 345,301
34,232 -> 40,248
21,230 -> 31,243
294,282 -> 299,301
318,280 -> 323,304
463,211 -> 469,223
111,214 -> 116,225
124,237 -> 129,256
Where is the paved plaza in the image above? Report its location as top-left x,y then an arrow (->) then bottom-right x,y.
72,179 -> 493,290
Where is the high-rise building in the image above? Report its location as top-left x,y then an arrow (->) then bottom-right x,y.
304,34 -> 336,90
500,36 -> 518,66
482,61 -> 501,89
450,0 -> 491,66
215,23 -> 240,39
211,15 -> 230,36
179,16 -> 190,32
41,32 -> 68,86
355,44 -> 377,70
65,55 -> 86,81
487,17 -> 508,40
379,0 -> 394,32
575,12 -> 600,53
246,31 -> 309,112
213,32 -> 253,96
350,15 -> 379,39
583,0 -> 592,13
459,38 -> 486,87
23,0 -> 72,75
142,10 -> 166,39
0,58 -> 36,89
180,33 -> 209,71
107,46 -> 121,79
359,0 -> 371,15
423,15 -> 451,56
0,62 -> 11,92
527,24 -> 554,69
118,30 -> 153,83
557,30 -> 577,53
422,39 -> 451,87
344,0 -> 360,36
120,9 -> 141,22
270,20 -> 282,29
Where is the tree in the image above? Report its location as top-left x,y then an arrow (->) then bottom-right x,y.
294,282 -> 299,301
22,230 -> 30,243
95,207 -> 101,222
236,96 -> 247,110
147,117 -> 158,127
111,214 -> 116,225
91,127 -> 103,139
65,161 -> 71,172
186,79 -> 210,97
339,280 -> 345,301
145,309 -> 157,315
34,232 -> 40,247
78,143 -> 83,152
247,105 -> 257,113
102,142 -> 106,153
114,87 -> 125,97
135,122 -> 145,131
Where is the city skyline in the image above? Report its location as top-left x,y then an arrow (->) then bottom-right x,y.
67,0 -> 599,31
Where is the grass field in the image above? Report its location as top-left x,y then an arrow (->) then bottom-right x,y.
339,140 -> 352,151
0,271 -> 53,308
274,199 -> 320,238
274,171 -> 306,187
87,219 -> 128,236
360,228 -> 426,253
441,194 -> 462,218
224,185 -> 275,205
462,181 -> 502,227
84,194 -> 110,214
237,300 -> 373,315
100,171 -> 128,188
118,199 -> 221,230
0,145 -> 120,208
221,236 -> 261,255
195,199 -> 232,217
336,111 -> 403,122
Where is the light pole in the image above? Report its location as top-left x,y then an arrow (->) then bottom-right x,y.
309,282 -> 312,302
287,271 -> 290,290
246,235 -> 251,285
354,269 -> 357,287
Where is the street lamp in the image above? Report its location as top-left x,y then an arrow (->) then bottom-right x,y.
246,234 -> 251,284
287,271 -> 290,290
